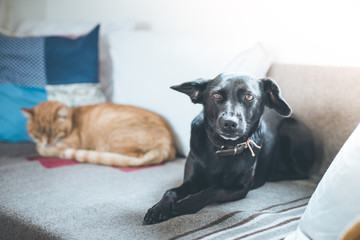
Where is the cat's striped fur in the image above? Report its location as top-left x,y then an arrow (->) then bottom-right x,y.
21,101 -> 176,167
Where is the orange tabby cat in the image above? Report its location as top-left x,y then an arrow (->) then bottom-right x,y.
21,101 -> 176,167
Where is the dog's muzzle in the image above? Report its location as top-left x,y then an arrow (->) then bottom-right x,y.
218,115 -> 240,133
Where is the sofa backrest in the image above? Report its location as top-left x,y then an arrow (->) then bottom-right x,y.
267,63 -> 360,178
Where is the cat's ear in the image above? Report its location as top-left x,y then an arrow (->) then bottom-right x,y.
58,107 -> 70,118
20,108 -> 34,119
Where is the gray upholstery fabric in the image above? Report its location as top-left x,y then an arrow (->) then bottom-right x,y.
1,64 -> 359,239
0,143 -> 315,240
268,64 -> 360,179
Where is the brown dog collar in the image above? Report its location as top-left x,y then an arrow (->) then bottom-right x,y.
215,138 -> 261,157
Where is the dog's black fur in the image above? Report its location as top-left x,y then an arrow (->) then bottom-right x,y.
144,73 -> 315,224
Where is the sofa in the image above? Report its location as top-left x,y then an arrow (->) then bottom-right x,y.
1,59 -> 360,239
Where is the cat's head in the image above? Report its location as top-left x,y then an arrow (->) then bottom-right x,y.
21,101 -> 73,146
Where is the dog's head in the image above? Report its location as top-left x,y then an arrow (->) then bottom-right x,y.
171,73 -> 292,147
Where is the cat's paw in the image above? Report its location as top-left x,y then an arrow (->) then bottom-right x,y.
36,144 -> 57,157
143,198 -> 176,225
60,148 -> 75,159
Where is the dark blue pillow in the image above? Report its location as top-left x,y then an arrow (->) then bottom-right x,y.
45,25 -> 99,85
0,25 -> 101,142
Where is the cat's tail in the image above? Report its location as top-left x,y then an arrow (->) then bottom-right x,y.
61,146 -> 175,167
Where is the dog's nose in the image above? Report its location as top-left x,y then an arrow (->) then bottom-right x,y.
220,118 -> 238,132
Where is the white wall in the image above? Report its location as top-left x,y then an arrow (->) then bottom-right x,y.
2,0 -> 360,67
0,0 -> 46,30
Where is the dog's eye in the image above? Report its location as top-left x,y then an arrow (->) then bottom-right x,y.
212,93 -> 222,100
245,94 -> 254,101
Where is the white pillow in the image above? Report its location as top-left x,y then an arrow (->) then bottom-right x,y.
14,20 -> 137,101
285,123 -> 360,240
109,31 -> 271,155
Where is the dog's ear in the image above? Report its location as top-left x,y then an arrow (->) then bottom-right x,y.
261,78 -> 292,117
170,78 -> 210,104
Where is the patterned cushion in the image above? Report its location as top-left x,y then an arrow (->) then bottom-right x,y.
0,25 -> 106,142
0,36 -> 46,86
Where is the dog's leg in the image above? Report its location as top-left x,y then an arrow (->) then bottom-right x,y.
171,186 -> 250,217
144,185 -> 250,224
144,180 -> 204,224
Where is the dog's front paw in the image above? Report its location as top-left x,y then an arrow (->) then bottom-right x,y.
143,198 -> 176,225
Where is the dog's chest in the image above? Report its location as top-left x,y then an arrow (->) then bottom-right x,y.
204,153 -> 256,187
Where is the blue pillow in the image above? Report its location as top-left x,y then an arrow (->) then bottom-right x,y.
0,25 -> 101,142
45,27 -> 99,85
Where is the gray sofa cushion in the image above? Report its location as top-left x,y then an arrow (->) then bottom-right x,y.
268,64 -> 360,179
0,142 -> 316,240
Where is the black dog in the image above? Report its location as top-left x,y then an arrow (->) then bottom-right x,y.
144,73 -> 315,224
